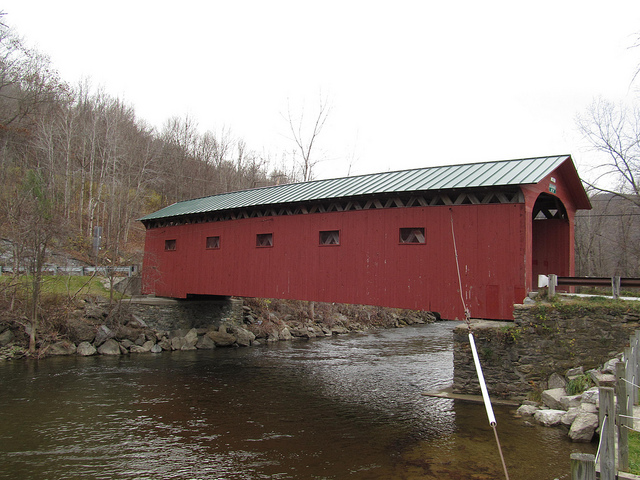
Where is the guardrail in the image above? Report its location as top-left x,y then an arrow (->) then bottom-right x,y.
0,265 -> 138,276
538,274 -> 640,299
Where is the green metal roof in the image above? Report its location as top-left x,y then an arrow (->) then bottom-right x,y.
140,155 -> 576,221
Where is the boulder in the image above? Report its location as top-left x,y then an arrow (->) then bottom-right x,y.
548,373 -> 567,390
76,341 -> 97,356
206,328 -> 236,347
534,409 -> 566,427
67,319 -> 96,344
114,325 -> 139,342
589,370 -> 616,388
568,412 -> 599,442
97,338 -> 121,355
127,315 -> 147,329
264,324 -> 282,342
134,333 -> 147,346
331,325 -> 349,335
171,336 -> 186,350
46,340 -> 77,356
541,388 -> 566,410
130,340 -> 155,353
150,343 -> 163,353
232,326 -> 256,346
516,405 -> 539,416
170,329 -> 190,339
0,329 -> 14,347
278,327 -> 292,342
84,303 -> 107,320
561,408 -> 580,427
94,325 -> 115,347
312,325 -> 328,337
560,394 -> 582,410
565,366 -> 584,380
580,402 -> 598,414
581,388 -> 599,406
196,335 -> 216,350
289,325 -> 310,338
183,328 -> 199,348
602,358 -> 620,374
158,338 -> 172,351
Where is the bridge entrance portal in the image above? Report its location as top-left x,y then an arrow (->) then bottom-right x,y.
531,193 -> 571,287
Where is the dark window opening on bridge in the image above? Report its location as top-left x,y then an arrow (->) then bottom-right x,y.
319,230 -> 340,245
256,233 -> 273,247
399,228 -> 425,244
206,236 -> 220,249
165,239 -> 177,251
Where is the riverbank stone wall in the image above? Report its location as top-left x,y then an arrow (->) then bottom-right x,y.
453,302 -> 640,400
125,296 -> 244,332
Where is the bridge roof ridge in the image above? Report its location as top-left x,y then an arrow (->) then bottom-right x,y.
139,155 -> 575,221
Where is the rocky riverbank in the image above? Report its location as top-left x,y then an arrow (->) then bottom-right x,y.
0,297 -> 438,360
515,356 -> 621,442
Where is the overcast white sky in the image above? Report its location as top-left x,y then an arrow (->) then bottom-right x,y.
3,1 -> 640,181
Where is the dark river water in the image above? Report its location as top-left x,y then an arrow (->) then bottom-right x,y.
0,321 -> 593,479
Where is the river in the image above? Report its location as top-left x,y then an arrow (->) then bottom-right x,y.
0,321 -> 593,479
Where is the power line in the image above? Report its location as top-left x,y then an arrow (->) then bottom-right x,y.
577,213 -> 640,217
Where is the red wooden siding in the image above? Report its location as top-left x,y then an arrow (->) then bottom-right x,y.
143,202 -> 527,320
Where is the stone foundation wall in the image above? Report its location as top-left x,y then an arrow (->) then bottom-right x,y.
453,302 -> 640,400
124,297 -> 243,332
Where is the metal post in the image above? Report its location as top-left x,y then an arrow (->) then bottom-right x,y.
616,361 -> 629,472
549,274 -> 557,297
571,453 -> 596,480
612,276 -> 621,299
625,347 -> 635,406
599,387 -> 616,480
635,332 -> 640,406
631,337 -> 637,406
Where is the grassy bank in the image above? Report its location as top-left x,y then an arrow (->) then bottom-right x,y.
0,275 -> 125,352
630,430 -> 640,475
0,274 -> 119,298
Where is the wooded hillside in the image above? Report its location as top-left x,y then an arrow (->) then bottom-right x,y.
1,18 -> 638,279
0,22 -> 292,268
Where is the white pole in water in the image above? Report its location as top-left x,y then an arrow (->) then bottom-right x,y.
468,332 -> 496,425
468,331 -> 510,479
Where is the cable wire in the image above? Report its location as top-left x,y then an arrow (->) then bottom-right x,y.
450,208 -> 509,480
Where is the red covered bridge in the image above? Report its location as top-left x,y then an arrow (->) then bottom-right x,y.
140,155 -> 591,320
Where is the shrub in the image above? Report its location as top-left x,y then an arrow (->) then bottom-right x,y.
566,374 -> 592,395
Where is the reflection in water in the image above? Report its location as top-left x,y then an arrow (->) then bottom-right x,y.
0,321 -> 593,479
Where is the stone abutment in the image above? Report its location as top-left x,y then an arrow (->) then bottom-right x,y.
453,302 -> 640,400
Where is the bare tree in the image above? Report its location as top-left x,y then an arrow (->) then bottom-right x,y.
576,98 -> 640,207
11,169 -> 60,352
575,193 -> 640,277
284,94 -> 331,182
